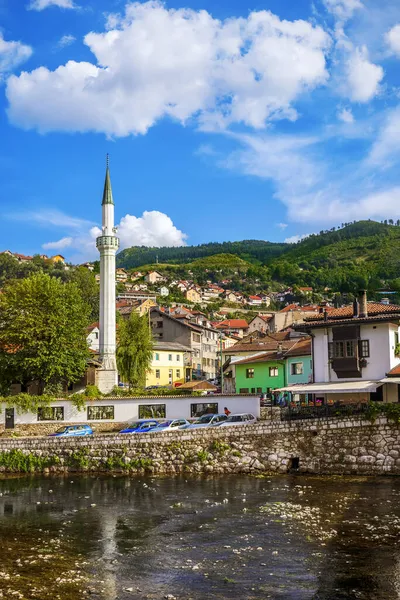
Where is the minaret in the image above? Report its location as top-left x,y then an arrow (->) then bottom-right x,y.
96,155 -> 119,393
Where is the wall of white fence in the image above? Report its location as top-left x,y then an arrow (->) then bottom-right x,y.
1,395 -> 260,426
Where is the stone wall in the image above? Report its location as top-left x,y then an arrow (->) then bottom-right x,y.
0,416 -> 400,476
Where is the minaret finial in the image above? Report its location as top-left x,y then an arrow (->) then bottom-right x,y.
102,154 -> 114,205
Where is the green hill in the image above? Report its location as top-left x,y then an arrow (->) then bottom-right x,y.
116,220 -> 400,294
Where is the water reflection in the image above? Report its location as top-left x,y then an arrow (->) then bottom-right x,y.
0,475 -> 400,599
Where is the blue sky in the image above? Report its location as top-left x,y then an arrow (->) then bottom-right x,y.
1,0 -> 400,262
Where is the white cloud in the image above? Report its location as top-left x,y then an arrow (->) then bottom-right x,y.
323,0 -> 363,21
28,0 -> 76,10
42,210 -> 187,262
284,233 -> 311,243
42,236 -> 73,250
386,24 -> 400,57
7,1 -> 331,136
276,222 -> 288,229
367,105 -> 400,166
58,34 -> 76,49
337,107 -> 354,123
0,34 -> 32,79
9,209 -> 94,230
345,46 -> 383,102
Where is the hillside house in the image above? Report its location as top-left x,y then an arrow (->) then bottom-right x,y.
215,319 -> 249,338
116,268 -> 128,283
285,293 -> 400,404
185,287 -> 202,303
247,295 -> 263,306
248,314 -> 272,334
145,271 -> 165,284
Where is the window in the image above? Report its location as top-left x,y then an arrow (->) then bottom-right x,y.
251,387 -> 255,394
168,369 -> 173,384
192,333 -> 201,343
37,407 -> 64,421
139,404 -> 166,418
291,362 -> 304,375
155,353 -> 160,361
329,340 -> 357,359
156,321 -> 163,328
87,406 -> 114,420
176,369 -> 181,379
94,332 -> 99,339
168,354 -> 172,361
256,387 -> 262,393
190,403 -> 218,417
155,369 -> 160,379
269,367 -> 279,377
239,388 -> 249,393
176,354 -> 180,362
246,368 -> 255,379
360,340 -> 370,358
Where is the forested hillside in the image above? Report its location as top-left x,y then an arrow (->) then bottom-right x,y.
115,220 -> 400,294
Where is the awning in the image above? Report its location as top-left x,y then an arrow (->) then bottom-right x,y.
276,381 -> 382,394
379,378 -> 400,384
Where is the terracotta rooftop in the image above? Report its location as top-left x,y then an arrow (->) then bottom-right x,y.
387,364 -> 400,377
215,319 -> 249,329
304,302 -> 400,322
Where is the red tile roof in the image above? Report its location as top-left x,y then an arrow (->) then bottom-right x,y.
248,295 -> 262,300
305,302 -> 400,321
387,364 -> 400,376
215,319 -> 249,329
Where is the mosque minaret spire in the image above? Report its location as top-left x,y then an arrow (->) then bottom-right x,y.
96,155 -> 119,393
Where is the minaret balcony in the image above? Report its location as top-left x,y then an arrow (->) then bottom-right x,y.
96,236 -> 120,249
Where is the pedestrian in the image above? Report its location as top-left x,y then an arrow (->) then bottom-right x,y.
224,406 -> 231,417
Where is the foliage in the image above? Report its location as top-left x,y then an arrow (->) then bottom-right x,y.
365,402 -> 400,424
209,440 -> 230,453
0,273 -> 91,394
85,385 -> 102,398
116,312 -> 154,389
196,449 -> 210,462
0,449 -> 57,472
2,393 -> 54,414
66,267 -> 99,322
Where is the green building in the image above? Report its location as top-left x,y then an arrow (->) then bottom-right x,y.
234,339 -> 311,394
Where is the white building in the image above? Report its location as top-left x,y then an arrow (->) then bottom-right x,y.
282,294 -> 400,404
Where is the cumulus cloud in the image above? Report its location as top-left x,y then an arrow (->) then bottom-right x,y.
42,236 -> 73,250
285,233 -> 311,243
344,46 -> 383,102
41,210 -> 187,261
323,0 -> 363,21
28,0 -> 77,10
386,24 -> 400,57
276,222 -> 288,229
6,1 -> 331,136
58,34 -> 76,49
337,107 -> 354,123
0,34 -> 32,79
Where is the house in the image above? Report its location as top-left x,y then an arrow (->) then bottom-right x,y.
81,262 -> 94,271
287,292 -> 400,404
214,319 -> 249,339
223,290 -> 240,303
299,287 -> 313,295
87,323 -> 100,352
247,295 -> 263,306
258,293 -> 272,307
49,254 -> 65,265
185,287 -> 202,303
146,342 -> 192,387
248,314 -> 272,334
268,304 -> 320,333
176,281 -> 190,292
232,338 -> 312,394
159,286 -> 169,297
1,251 -> 33,263
116,268 -> 128,283
117,297 -> 156,318
131,271 -> 143,281
150,307 -> 219,381
145,271 -> 165,284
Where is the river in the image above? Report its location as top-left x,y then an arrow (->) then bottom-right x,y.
0,474 -> 400,600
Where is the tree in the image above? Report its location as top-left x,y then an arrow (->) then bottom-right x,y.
116,312 -> 153,389
67,267 -> 100,322
0,273 -> 91,394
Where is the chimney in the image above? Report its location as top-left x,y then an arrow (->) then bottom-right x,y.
323,310 -> 328,322
359,290 -> 368,318
353,299 -> 359,318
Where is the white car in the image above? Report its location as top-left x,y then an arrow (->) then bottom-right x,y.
215,413 -> 257,426
149,419 -> 190,431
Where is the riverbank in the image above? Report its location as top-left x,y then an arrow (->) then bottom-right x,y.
0,416 -> 399,476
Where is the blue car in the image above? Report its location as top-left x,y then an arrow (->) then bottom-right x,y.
49,425 -> 93,437
182,414 -> 228,429
119,419 -> 159,434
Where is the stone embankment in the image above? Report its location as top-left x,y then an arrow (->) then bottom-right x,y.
0,416 -> 400,476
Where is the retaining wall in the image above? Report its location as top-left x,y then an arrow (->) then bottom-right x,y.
0,416 -> 399,476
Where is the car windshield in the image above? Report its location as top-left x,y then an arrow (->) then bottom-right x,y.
226,416 -> 243,422
196,415 -> 213,424
127,422 -> 145,430
155,421 -> 172,428
55,427 -> 68,433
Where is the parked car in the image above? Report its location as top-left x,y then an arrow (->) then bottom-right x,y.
119,419 -> 159,434
182,414 -> 228,429
214,413 -> 257,427
149,419 -> 190,431
49,425 -> 93,437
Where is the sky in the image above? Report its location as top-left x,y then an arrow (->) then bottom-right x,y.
1,0 -> 400,262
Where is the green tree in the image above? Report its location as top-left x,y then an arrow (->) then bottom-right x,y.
0,273 -> 91,394
67,267 -> 100,322
116,312 -> 153,389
